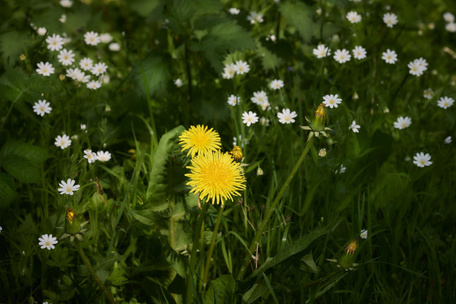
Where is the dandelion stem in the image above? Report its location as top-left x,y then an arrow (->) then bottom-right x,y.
236,137 -> 314,280
75,239 -> 117,304
203,205 -> 224,284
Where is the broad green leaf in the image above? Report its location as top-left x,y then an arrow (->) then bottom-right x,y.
301,253 -> 318,273
242,278 -> 269,304
129,0 -> 161,18
146,125 -> 185,208
1,155 -> 40,183
257,44 -> 283,71
249,228 -> 328,278
191,21 -> 255,72
279,1 -> 314,42
0,172 -> 17,208
0,141 -> 52,165
0,31 -> 31,66
133,54 -> 171,98
205,275 -> 235,304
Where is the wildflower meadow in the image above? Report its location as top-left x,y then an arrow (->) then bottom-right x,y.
1,0 -> 456,303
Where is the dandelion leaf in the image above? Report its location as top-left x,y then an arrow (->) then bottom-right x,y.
146,125 -> 185,208
205,275 -> 235,304
279,1 -> 314,42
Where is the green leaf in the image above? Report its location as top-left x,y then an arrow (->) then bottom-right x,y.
146,125 -> 185,208
205,275 -> 235,304
301,253 -> 318,273
133,54 -> 171,98
129,0 -> 161,18
0,172 -> 17,208
107,265 -> 128,286
242,278 -> 269,304
257,44 -> 283,71
191,21 -> 255,72
0,141 -> 52,165
249,228 -> 328,278
1,155 -> 40,183
279,1 -> 314,42
0,31 -> 31,66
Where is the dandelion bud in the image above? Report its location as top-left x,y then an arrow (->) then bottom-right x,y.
229,146 -> 243,162
65,207 -> 80,235
311,103 -> 326,131
337,238 -> 358,269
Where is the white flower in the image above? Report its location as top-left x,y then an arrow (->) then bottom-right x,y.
96,151 -> 111,162
76,72 -> 91,83
270,79 -> 284,90
346,11 -> 362,23
242,111 -> 259,127
234,60 -> 250,75
413,152 -> 432,167
227,95 -> 240,106
444,12 -> 455,23
360,229 -> 368,239
393,116 -> 411,130
102,75 -> 110,84
349,120 -> 360,133
383,13 -> 398,28
259,100 -> 270,111
437,96 -> 454,109
37,27 -> 47,36
247,11 -> 263,24
233,135 -> 249,147
322,94 -> 342,108
277,108 -> 297,124
59,14 -> 66,23
81,124 -> 86,130
444,136 -> 452,144
260,117 -> 270,126
318,148 -> 327,157
100,33 -> 113,43
33,100 -> 52,117
58,178 -> 80,195
251,91 -> 268,105
91,62 -> 108,76
174,78 -> 183,87
60,0 -> 72,7
408,58 -> 427,76
54,134 -> 72,149
83,149 -> 96,163
333,49 -> 351,63
381,49 -> 397,64
66,67 -> 82,79
109,42 -> 120,51
423,88 -> 433,99
222,63 -> 236,79
79,58 -> 93,71
336,164 -> 346,174
446,22 -> 456,32
36,62 -> 55,76
352,46 -> 367,60
229,8 -> 240,15
46,34 -> 64,51
57,49 -> 75,66
84,31 -> 101,46
38,234 -> 58,250
87,80 -> 101,90
0,226 -> 2,233
313,44 -> 331,58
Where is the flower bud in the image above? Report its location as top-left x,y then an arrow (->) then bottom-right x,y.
311,103 -> 326,131
65,207 -> 80,235
229,146 -> 243,162
337,238 -> 358,269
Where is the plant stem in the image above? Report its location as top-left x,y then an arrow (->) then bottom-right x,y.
203,205 -> 224,284
75,239 -> 117,304
236,137 -> 314,280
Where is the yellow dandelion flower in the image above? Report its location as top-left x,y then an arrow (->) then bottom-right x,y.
186,150 -> 246,205
179,125 -> 221,158
229,146 -> 243,162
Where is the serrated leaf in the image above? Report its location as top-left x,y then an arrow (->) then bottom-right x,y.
129,0 -> 161,18
257,44 -> 283,71
146,125 -> 185,208
133,54 -> 171,98
0,172 -> 17,208
205,275 -> 235,304
279,1 -> 314,42
107,266 -> 128,286
191,21 -> 255,72
1,155 -> 40,183
0,31 -> 32,66
0,141 -> 52,165
249,228 -> 328,278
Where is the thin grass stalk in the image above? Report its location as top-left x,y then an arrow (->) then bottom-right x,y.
236,137 -> 314,280
203,205 -> 224,285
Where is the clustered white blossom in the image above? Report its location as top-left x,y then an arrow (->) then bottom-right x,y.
222,60 -> 250,78
443,12 -> 456,32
